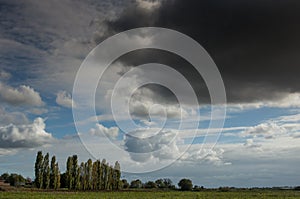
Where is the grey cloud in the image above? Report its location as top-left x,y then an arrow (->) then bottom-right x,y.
56,90 -> 75,108
124,129 -> 179,162
0,70 -> 11,80
0,107 -> 29,126
0,82 -> 44,106
101,0 -> 300,104
0,0 -> 129,93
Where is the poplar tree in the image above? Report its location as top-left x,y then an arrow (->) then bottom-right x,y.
42,153 -> 50,189
34,151 -> 43,189
92,161 -> 98,190
101,159 -> 107,190
50,155 -> 60,190
50,156 -> 56,189
54,162 -> 60,190
96,160 -> 102,190
66,156 -> 73,189
86,159 -> 93,190
79,162 -> 86,190
114,161 -> 121,189
72,155 -> 79,190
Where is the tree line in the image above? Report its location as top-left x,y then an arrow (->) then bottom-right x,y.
0,173 -> 30,187
34,151 -> 60,189
63,155 -> 121,190
0,151 -> 195,191
123,178 -> 193,191
34,151 -> 121,191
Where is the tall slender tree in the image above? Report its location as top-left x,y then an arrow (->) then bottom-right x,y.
114,161 -> 121,190
92,161 -> 98,190
54,162 -> 60,190
86,159 -> 93,190
96,160 -> 102,190
75,166 -> 81,190
101,159 -> 108,190
72,155 -> 79,190
79,162 -> 86,190
50,156 -> 56,189
50,155 -> 60,190
108,165 -> 113,190
66,156 -> 73,189
42,153 -> 50,189
34,151 -> 44,189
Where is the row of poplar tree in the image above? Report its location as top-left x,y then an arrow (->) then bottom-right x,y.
34,151 -> 60,189
64,155 -> 121,190
34,151 -> 121,190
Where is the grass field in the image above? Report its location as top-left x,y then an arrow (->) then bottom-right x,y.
1,190 -> 300,199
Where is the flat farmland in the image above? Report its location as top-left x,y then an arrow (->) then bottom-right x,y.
1,190 -> 300,199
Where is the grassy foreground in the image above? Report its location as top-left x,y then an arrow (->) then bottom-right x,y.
1,190 -> 300,199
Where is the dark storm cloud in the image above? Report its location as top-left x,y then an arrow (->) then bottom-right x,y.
102,0 -> 300,104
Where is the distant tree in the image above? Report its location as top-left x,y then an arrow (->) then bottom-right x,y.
163,178 -> 173,188
122,179 -> 129,189
144,181 -> 157,189
130,179 -> 142,188
294,186 -> 300,190
7,173 -> 25,186
42,153 -> 50,189
178,178 -> 193,191
218,186 -> 230,192
155,179 -> 164,188
155,178 -> 173,189
34,151 -> 43,188
25,177 -> 32,185
193,185 -> 204,191
0,173 -> 9,181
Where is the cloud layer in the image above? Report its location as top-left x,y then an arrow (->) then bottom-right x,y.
101,0 -> 300,105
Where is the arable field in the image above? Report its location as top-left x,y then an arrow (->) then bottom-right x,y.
1,190 -> 300,199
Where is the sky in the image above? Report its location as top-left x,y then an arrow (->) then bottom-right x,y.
0,0 -> 300,188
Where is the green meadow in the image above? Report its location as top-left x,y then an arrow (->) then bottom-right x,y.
1,190 -> 300,199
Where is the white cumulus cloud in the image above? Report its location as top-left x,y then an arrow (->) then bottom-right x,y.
90,123 -> 119,139
241,122 -> 287,139
0,117 -> 53,148
0,82 -> 44,106
56,90 -> 76,108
